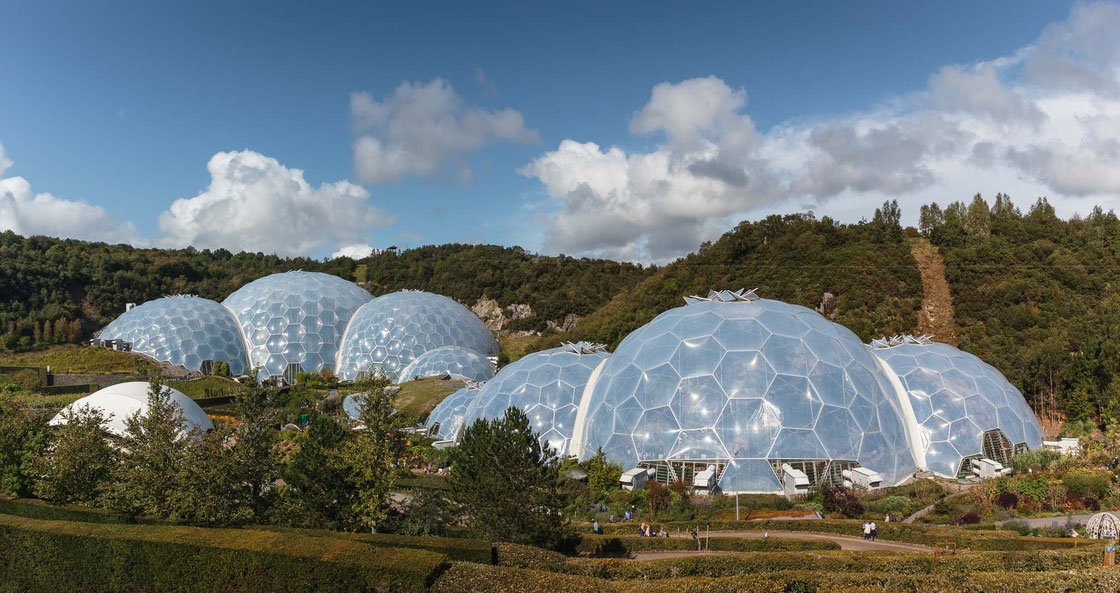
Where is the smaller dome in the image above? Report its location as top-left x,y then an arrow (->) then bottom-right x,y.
335,290 -> 498,381
1087,512 -> 1120,539
50,382 -> 213,437
463,342 -> 610,456
97,295 -> 249,375
426,384 -> 484,441
398,346 -> 494,382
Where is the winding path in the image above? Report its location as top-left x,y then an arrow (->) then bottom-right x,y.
633,530 -> 932,555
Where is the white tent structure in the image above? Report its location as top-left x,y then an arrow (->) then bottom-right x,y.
1086,512 -> 1120,540
50,382 -> 214,438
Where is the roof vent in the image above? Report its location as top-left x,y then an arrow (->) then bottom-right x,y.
684,288 -> 760,305
561,341 -> 607,355
870,334 -> 934,349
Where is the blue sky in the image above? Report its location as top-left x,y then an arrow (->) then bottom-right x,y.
2,0 -> 1117,262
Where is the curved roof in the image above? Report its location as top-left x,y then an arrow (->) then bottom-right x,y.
335,290 -> 498,381
575,295 -> 916,492
398,345 -> 494,383
222,271 -> 372,380
463,343 -> 609,456
426,384 -> 484,440
871,339 -> 1044,477
49,381 -> 213,437
97,295 -> 250,375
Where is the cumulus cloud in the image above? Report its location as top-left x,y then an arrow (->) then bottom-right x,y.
0,143 -> 141,243
158,150 -> 394,256
522,2 -> 1120,262
351,78 -> 539,184
331,244 -> 376,260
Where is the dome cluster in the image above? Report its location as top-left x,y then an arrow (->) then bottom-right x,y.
97,272 -> 497,384
427,290 -> 1045,494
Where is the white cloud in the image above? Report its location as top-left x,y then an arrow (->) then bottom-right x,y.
521,2 -> 1120,262
0,143 -> 141,243
158,150 -> 394,256
331,244 -> 375,260
351,78 -> 539,184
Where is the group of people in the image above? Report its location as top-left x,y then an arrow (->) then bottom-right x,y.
861,521 -> 878,541
590,519 -> 667,538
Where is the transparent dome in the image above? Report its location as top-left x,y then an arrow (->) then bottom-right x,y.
335,290 -> 498,381
464,342 -> 610,456
399,345 -> 494,383
575,291 -> 916,493
870,337 -> 1043,478
222,271 -> 372,381
426,384 -> 483,441
97,295 -> 250,375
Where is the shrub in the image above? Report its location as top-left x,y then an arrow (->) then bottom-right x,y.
647,481 -> 671,517
0,514 -> 445,592
821,486 -> 863,518
1008,449 -> 1061,474
996,492 -> 1019,509
1063,471 -> 1092,496
957,512 -> 980,525
1088,472 -> 1113,500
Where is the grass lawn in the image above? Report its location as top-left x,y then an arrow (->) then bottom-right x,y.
8,391 -> 85,410
0,345 -> 156,374
168,376 -> 241,399
391,377 -> 463,418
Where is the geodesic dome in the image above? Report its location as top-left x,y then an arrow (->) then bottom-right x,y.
97,295 -> 250,375
870,336 -> 1044,478
399,345 -> 494,383
573,290 -> 917,493
1086,512 -> 1120,539
426,383 -> 484,441
50,381 -> 213,438
463,342 -> 610,456
335,290 -> 498,381
222,271 -> 372,381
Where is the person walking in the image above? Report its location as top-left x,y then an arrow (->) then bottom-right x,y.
862,522 -> 871,540
870,521 -> 877,541
593,520 -> 601,535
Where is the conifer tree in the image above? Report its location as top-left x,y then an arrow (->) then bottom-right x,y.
34,404 -> 115,504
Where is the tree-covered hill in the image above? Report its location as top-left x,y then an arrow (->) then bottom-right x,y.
523,209 -> 924,351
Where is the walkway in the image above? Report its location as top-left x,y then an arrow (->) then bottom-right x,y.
910,238 -> 958,344
657,530 -> 931,553
996,512 -> 1104,529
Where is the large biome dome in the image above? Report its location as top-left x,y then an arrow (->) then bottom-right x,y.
462,342 -> 610,456
574,290 -> 916,493
870,335 -> 1044,478
426,383 -> 484,441
222,271 -> 372,382
335,290 -> 498,381
399,345 -> 494,383
50,382 -> 213,438
96,295 -> 250,375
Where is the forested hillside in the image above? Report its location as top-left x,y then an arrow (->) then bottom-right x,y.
526,208 -> 924,350
0,232 -> 648,352
922,194 -> 1120,428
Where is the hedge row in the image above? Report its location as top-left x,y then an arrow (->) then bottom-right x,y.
574,534 -> 838,555
0,514 -> 446,593
432,562 -> 1120,593
0,498 -> 143,525
595,519 -> 1081,550
499,547 -> 1103,580
258,525 -> 493,563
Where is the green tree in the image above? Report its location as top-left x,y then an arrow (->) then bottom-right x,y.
171,428 -> 251,525
212,360 -> 230,378
0,391 -> 46,497
33,405 -> 115,504
104,377 -> 189,517
583,448 -> 622,502
281,413 -> 356,529
448,407 -> 571,549
341,371 -> 402,531
230,383 -> 278,519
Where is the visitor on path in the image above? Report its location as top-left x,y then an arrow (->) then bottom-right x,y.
862,522 -> 871,540
691,527 -> 700,550
638,522 -> 647,536
593,520 -> 602,535
644,523 -> 653,537
870,521 -> 878,541
625,509 -> 632,521
658,527 -> 667,537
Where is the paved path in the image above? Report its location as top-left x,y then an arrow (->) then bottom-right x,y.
903,503 -> 936,524
995,512 -> 1103,528
658,530 -> 931,553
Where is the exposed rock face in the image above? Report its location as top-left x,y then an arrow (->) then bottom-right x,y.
816,292 -> 838,321
508,303 -> 533,320
472,298 -> 505,331
546,313 -> 581,333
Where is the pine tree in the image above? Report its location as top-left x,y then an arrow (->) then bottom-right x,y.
281,413 -> 356,529
170,428 -> 250,525
231,382 -> 278,519
341,370 -> 402,531
104,377 -> 189,517
42,319 -> 52,344
448,407 -> 571,549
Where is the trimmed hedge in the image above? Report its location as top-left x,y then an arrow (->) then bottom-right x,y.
432,562 -> 1120,593
575,534 -> 838,555
257,525 -> 493,563
0,514 -> 446,592
595,519 -> 1082,550
0,498 -> 144,525
499,548 -> 1102,580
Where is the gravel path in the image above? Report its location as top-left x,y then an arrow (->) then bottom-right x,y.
645,530 -> 931,554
